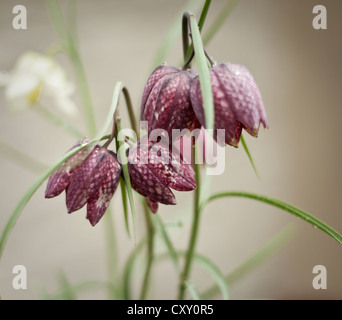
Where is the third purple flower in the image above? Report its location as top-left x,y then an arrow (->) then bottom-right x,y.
190,63 -> 269,147
127,137 -> 196,213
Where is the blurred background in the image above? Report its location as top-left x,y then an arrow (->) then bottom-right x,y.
0,0 -> 341,300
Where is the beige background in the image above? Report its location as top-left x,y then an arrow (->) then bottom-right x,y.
0,0 -> 341,299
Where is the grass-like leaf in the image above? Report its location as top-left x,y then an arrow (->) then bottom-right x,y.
202,0 -> 240,45
189,252 -> 229,300
122,238 -> 146,300
240,134 -> 259,178
200,191 -> 342,245
56,271 -> 77,300
201,224 -> 296,299
184,0 -> 212,63
116,118 -> 136,244
189,15 -> 214,131
151,0 -> 205,69
153,214 -> 180,273
119,177 -> 130,235
46,0 -> 97,137
184,280 -> 201,300
157,250 -> 229,300
0,141 -> 88,260
103,203 -> 119,299
0,82 -> 122,261
34,103 -> 84,139
0,139 -> 48,174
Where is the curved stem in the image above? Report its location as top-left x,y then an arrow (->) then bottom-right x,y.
204,49 -> 215,67
182,49 -> 195,71
182,12 -> 191,61
102,109 -> 118,149
139,200 -> 155,300
122,87 -> 138,136
183,0 -> 213,65
178,149 -> 201,300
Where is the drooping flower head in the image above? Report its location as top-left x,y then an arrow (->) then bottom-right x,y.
127,137 -> 196,213
45,140 -> 122,226
45,137 -> 92,198
190,63 -> 268,147
141,64 -> 200,142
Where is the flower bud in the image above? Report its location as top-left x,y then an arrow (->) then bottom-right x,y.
190,63 -> 268,147
141,65 -> 200,141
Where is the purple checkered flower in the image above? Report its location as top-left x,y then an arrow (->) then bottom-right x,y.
45,137 -> 92,198
190,63 -> 269,147
127,137 -> 196,213
141,64 -> 200,141
45,140 -> 121,226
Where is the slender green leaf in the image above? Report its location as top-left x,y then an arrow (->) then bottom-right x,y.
103,203 -> 119,300
189,15 -> 214,131
139,200 -> 155,300
119,177 -> 130,235
46,0 -> 96,137
122,238 -> 146,300
190,252 -> 229,300
201,224 -> 296,299
185,280 -> 201,300
0,82 -> 121,261
97,82 -> 122,140
184,0 -> 212,63
0,140 -> 48,174
200,191 -> 342,245
0,141 -> 88,261
151,0 -> 205,69
178,159 -> 202,300
57,271 -> 77,300
240,134 -> 259,178
116,118 -> 136,243
202,0 -> 240,45
157,250 -> 229,300
153,214 -> 180,273
35,103 -> 84,139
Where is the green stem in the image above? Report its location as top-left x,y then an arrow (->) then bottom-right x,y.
103,204 -> 118,299
182,12 -> 190,61
202,0 -> 239,45
139,200 -> 155,300
183,0 -> 212,65
122,87 -> 138,135
46,0 -> 96,137
122,238 -> 146,300
68,44 -> 97,137
34,103 -> 84,138
178,155 -> 201,300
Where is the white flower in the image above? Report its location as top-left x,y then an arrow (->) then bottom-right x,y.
0,51 -> 78,116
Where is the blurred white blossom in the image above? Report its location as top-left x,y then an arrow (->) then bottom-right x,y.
0,51 -> 78,116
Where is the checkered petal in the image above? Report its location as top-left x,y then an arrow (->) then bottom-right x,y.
45,137 -> 91,198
